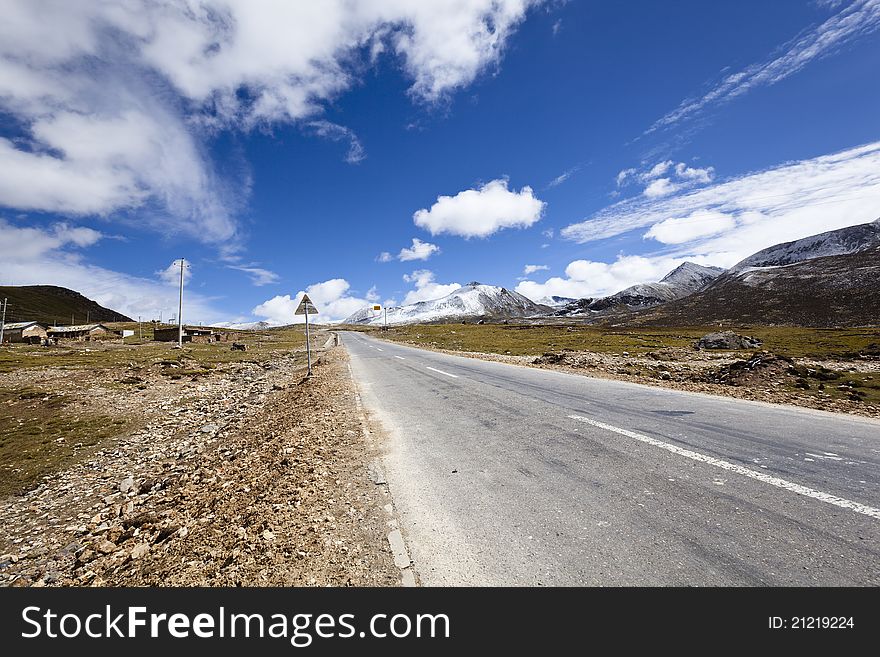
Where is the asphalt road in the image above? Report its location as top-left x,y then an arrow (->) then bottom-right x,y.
342,331 -> 880,585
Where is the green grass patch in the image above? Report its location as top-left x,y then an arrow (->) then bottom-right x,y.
0,387 -> 127,497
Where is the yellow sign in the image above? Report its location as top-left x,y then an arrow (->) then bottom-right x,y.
373,305 -> 381,310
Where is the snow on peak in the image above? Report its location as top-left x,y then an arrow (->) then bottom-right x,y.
343,283 -> 547,325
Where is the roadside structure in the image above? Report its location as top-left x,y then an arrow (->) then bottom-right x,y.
47,324 -> 117,342
1,321 -> 49,344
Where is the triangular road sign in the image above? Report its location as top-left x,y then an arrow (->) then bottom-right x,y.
295,294 -> 319,315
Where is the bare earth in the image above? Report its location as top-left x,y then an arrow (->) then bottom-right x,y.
0,344 -> 399,587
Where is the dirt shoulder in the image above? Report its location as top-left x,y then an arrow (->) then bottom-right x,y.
0,345 -> 399,587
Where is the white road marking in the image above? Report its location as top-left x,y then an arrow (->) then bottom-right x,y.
806,452 -> 844,461
375,347 -> 384,351
426,366 -> 458,378
394,355 -> 406,360
569,414 -> 880,521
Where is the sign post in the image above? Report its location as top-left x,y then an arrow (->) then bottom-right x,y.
295,293 -> 319,376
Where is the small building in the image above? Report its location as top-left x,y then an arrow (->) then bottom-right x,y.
1,321 -> 49,344
153,325 -> 217,343
47,323 -> 116,341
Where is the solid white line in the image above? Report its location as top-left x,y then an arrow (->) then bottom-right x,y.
394,355 -> 406,360
568,414 -> 880,520
426,366 -> 458,378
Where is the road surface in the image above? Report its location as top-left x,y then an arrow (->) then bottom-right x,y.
342,331 -> 880,585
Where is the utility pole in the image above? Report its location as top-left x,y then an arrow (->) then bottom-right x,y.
138,316 -> 142,340
384,306 -> 387,330
86,311 -> 90,324
0,298 -> 6,344
177,257 -> 185,348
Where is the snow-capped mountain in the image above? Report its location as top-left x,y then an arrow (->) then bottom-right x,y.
537,295 -> 577,307
732,217 -> 880,270
343,282 -> 550,325
556,262 -> 723,316
211,320 -> 272,330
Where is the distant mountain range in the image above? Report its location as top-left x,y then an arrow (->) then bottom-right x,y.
554,262 -> 724,316
632,220 -> 880,327
341,218 -> 880,328
343,282 -> 549,325
732,219 -> 880,269
0,285 -> 132,325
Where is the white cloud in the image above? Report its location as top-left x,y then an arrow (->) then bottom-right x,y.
546,165 -> 580,188
647,0 -> 880,133
401,270 -> 461,304
0,219 -> 225,324
413,178 -> 546,237
616,168 -> 637,187
306,120 -> 365,164
643,178 -> 679,198
675,162 -> 713,183
0,1 -> 541,245
523,264 -> 549,275
644,210 -> 736,245
398,238 -> 441,261
366,286 -> 380,302
562,141 -> 880,266
157,260 -> 192,287
617,160 -> 714,198
226,265 -> 280,286
516,254 -> 711,302
377,252 -> 394,263
252,278 -> 374,324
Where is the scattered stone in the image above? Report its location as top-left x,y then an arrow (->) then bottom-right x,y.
129,544 -> 150,560
118,477 -> 135,494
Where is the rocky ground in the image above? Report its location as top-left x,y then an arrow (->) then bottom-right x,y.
0,342 -> 401,587
386,341 -> 880,420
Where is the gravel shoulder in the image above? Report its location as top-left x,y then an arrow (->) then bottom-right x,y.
0,344 -> 399,587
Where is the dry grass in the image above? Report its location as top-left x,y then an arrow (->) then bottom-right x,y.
362,323 -> 880,359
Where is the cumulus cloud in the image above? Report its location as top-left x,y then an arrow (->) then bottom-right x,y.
647,0 -> 880,133
643,178 -> 679,198
252,278 -> 375,324
0,1 -> 541,245
413,179 -> 546,238
377,252 -> 394,263
523,264 -> 549,275
616,159 -> 714,198
401,270 -> 461,304
644,210 -> 736,245
563,141 -> 880,266
157,260 -> 192,287
516,255 -> 701,302
0,219 -> 224,324
398,238 -> 441,261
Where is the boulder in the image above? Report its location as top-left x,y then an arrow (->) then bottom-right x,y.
696,331 -> 762,350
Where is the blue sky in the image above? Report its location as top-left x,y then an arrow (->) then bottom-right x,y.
1,1 -> 879,324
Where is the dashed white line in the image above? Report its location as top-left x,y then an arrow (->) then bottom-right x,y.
568,414 -> 880,520
394,355 -> 406,360
375,347 -> 384,351
426,366 -> 458,378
